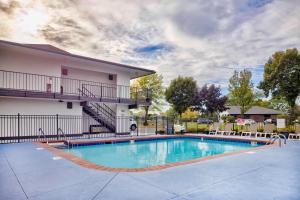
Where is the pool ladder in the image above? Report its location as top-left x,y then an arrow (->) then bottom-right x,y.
38,128 -> 48,144
267,134 -> 287,147
57,128 -> 70,148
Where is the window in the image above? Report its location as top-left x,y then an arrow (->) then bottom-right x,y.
67,102 -> 73,109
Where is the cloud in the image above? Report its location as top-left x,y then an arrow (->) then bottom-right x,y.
0,0 -> 299,94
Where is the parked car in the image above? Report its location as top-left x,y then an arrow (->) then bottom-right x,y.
129,117 -> 137,131
264,118 -> 277,124
197,118 -> 213,124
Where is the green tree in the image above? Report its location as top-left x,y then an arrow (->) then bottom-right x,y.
162,106 -> 179,118
165,76 -> 197,118
259,48 -> 300,122
131,73 -> 164,125
268,97 -> 290,113
228,69 -> 254,117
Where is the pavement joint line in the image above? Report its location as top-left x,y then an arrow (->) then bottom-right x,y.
26,173 -> 108,199
91,172 -> 119,200
125,173 -> 179,196
179,165 -> 266,197
3,150 -> 29,199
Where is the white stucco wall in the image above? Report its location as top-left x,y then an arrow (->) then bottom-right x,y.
0,97 -> 82,115
0,44 -> 132,125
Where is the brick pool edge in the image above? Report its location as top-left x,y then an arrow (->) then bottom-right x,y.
35,135 -> 277,172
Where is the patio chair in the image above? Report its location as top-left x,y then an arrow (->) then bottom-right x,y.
288,124 -> 300,140
241,124 -> 257,137
208,122 -> 219,135
218,123 -> 235,136
256,124 -> 276,138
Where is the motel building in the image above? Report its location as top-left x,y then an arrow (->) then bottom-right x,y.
0,40 -> 154,141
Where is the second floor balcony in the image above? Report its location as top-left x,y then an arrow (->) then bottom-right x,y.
0,70 -> 151,105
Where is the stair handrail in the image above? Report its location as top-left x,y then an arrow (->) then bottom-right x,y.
80,86 -> 116,121
79,86 -> 116,132
38,128 -> 48,144
81,85 -> 116,118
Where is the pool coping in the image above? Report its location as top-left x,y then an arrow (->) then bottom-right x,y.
35,134 -> 277,172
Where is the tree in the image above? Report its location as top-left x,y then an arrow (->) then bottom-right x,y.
165,76 -> 197,118
182,108 -> 199,119
131,73 -> 164,125
193,84 -> 227,116
268,97 -> 290,114
259,48 -> 300,122
228,69 -> 254,117
161,106 -> 178,118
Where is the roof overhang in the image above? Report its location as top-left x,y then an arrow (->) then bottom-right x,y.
0,39 -> 155,79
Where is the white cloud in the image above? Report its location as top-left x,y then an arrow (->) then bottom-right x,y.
0,0 -> 299,93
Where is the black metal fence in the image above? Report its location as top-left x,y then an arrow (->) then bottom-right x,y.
0,115 -> 175,144
0,69 -> 150,102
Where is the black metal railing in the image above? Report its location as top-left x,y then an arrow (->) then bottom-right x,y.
0,69 -> 150,103
81,86 -> 116,119
0,114 -> 175,143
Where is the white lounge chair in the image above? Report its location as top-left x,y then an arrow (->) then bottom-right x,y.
241,124 -> 257,137
218,123 -> 235,136
256,124 -> 276,138
208,122 -> 219,135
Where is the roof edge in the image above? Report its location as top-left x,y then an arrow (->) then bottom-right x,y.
0,39 -> 156,78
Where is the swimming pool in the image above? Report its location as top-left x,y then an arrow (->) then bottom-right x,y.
63,137 -> 262,169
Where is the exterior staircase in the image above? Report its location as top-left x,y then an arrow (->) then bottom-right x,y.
80,87 -> 116,133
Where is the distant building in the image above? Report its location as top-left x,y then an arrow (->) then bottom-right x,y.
220,106 -> 283,122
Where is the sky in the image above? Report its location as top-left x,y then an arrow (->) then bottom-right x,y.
0,0 -> 300,95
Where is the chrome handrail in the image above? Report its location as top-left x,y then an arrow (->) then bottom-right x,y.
38,128 -> 48,144
267,134 -> 286,147
57,128 -> 70,147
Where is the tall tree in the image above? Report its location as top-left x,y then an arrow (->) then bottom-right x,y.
193,84 -> 227,116
228,69 -> 254,117
131,73 -> 164,125
165,76 -> 197,118
259,48 -> 300,122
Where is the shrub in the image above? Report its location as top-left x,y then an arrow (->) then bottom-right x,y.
223,116 -> 235,123
257,127 -> 264,132
288,125 -> 296,133
186,126 -> 197,133
277,128 -> 288,132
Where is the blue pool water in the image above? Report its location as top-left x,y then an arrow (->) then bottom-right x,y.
64,138 -> 262,168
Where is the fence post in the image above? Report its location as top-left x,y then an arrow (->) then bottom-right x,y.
136,117 -> 139,136
155,116 -> 158,135
17,113 -> 20,143
196,119 -> 198,134
166,117 -> 169,135
56,114 -> 59,140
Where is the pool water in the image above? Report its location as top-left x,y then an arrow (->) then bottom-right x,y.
64,138 -> 261,168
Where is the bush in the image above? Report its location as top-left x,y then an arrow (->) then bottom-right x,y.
222,116 -> 235,123
277,128 -> 288,132
257,127 -> 264,132
185,123 -> 209,133
288,125 -> 296,133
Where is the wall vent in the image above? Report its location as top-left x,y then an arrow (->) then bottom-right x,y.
62,68 -> 68,75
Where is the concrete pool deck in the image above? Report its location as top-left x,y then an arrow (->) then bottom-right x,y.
1,139 -> 300,200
